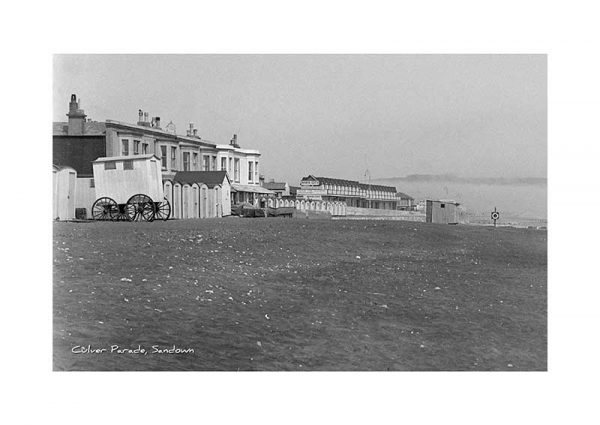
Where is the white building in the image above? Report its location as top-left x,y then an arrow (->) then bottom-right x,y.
53,94 -> 271,217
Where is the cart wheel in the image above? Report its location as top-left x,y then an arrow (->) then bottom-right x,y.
112,203 -> 135,222
127,194 -> 156,222
91,197 -> 117,220
154,198 -> 171,221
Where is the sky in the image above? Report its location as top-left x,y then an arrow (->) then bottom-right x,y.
54,54 -> 546,184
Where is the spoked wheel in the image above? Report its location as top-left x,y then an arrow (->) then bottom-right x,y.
127,194 -> 156,222
91,197 -> 118,220
112,203 -> 136,222
154,198 -> 171,221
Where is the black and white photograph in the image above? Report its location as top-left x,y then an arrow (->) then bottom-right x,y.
52,54 -> 547,371
5,1 -> 600,423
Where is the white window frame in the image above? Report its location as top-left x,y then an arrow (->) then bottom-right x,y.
121,139 -> 129,156
171,147 -> 177,170
160,145 -> 167,169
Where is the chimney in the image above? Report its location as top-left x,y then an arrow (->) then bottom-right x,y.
154,117 -> 161,128
66,94 -> 87,135
137,109 -> 144,125
144,112 -> 149,122
193,129 -> 198,137
230,134 -> 239,148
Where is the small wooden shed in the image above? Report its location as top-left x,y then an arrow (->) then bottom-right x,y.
173,171 -> 231,218
426,200 -> 460,224
53,165 -> 77,220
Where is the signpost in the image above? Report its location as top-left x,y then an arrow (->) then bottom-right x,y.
491,207 -> 500,227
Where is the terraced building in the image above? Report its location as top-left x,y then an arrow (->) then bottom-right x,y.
298,175 -> 398,210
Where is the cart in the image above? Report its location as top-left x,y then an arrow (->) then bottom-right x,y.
90,155 -> 171,222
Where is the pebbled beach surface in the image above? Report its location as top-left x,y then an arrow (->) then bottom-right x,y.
53,218 -> 546,371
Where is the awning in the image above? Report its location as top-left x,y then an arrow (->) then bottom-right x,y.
231,184 -> 276,195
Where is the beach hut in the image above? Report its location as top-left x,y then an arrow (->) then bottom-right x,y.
426,200 -> 460,224
53,165 -> 77,220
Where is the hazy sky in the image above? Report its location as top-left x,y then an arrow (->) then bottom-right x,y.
54,55 -> 546,184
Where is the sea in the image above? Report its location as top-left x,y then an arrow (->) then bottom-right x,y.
372,177 -> 547,228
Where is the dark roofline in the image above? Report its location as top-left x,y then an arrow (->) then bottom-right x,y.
301,175 -> 396,192
396,192 -> 414,199
172,171 -> 229,188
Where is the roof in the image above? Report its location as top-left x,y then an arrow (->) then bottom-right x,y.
52,164 -> 77,172
301,175 -> 397,192
93,154 -> 160,163
395,191 -> 414,200
173,171 -> 229,188
263,182 -> 288,190
428,199 -> 460,206
53,121 -> 106,136
231,183 -> 275,195
106,120 -> 217,148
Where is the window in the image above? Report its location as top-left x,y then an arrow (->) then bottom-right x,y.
193,153 -> 198,170
440,204 -> 445,208
104,161 -> 116,170
211,156 -> 217,171
234,159 -> 240,182
229,158 -> 233,173
171,147 -> 177,170
160,146 -> 167,169
221,157 -> 227,171
254,161 -> 259,182
123,160 -> 134,170
248,161 -> 254,182
183,152 -> 190,171
203,155 -> 210,171
133,140 -> 140,155
142,143 -> 148,155
89,179 -> 95,188
121,139 -> 129,156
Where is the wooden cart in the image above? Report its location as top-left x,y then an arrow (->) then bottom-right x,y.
90,155 -> 171,222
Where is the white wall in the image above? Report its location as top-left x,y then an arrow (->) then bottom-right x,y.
74,178 -> 96,218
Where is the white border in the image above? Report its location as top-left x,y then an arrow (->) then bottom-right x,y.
3,0 -> 599,423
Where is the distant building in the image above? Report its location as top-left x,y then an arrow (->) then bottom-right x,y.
262,181 -> 290,198
298,175 -> 397,210
425,200 -> 460,224
395,191 -> 415,211
288,186 -> 300,199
